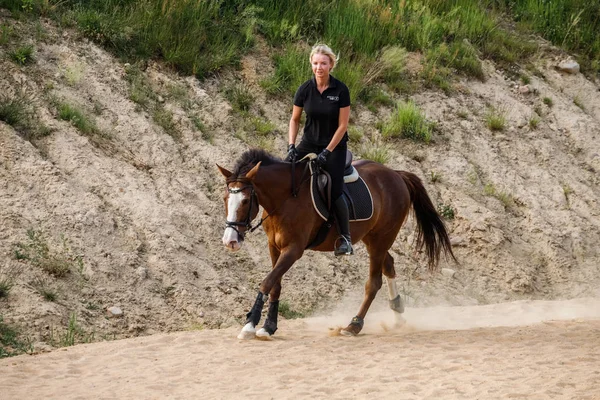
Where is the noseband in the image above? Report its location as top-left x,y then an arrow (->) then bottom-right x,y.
225,183 -> 260,241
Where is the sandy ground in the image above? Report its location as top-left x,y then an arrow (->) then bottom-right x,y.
2,298 -> 599,400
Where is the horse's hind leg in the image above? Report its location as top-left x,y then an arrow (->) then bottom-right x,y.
382,252 -> 406,328
382,252 -> 404,314
341,246 -> 386,336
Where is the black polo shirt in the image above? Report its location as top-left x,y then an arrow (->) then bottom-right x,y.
293,75 -> 351,147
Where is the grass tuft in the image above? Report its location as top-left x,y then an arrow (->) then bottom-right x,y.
437,203 -> 455,220
278,300 -> 304,320
0,316 -> 32,358
485,108 -> 506,131
224,83 -> 254,113
382,101 -> 433,143
358,141 -> 391,164
57,102 -> 99,136
543,97 -> 554,107
529,115 -> 540,130
9,45 -> 34,65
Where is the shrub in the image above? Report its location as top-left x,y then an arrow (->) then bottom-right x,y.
382,101 -> 433,143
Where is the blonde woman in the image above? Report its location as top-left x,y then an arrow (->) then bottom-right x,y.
286,44 -> 353,256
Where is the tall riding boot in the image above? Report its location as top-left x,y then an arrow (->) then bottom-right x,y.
333,196 -> 353,256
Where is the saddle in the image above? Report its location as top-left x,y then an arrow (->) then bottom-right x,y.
306,151 -> 373,222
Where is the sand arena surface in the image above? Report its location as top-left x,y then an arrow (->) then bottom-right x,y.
1,298 -> 599,400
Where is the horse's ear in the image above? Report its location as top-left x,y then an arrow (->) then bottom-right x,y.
245,161 -> 261,181
216,164 -> 233,179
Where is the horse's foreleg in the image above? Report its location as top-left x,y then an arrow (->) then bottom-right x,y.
238,291 -> 267,340
256,245 -> 282,339
238,246 -> 301,340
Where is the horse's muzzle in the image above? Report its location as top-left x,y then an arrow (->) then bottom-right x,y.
222,227 -> 243,251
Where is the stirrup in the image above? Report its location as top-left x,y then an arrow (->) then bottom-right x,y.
334,236 -> 354,256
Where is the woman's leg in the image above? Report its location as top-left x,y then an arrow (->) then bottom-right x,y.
325,145 -> 353,256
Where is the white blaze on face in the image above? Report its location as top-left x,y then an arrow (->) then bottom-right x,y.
222,190 -> 245,251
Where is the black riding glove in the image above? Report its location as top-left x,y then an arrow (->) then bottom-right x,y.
285,144 -> 299,162
316,149 -> 330,168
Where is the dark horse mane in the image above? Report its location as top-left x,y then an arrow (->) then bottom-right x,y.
231,148 -> 281,180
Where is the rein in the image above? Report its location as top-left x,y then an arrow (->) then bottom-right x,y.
225,161 -> 313,239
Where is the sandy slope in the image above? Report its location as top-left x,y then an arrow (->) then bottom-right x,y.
2,298 -> 599,400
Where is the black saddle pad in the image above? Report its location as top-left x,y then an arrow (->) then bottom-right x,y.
309,162 -> 374,222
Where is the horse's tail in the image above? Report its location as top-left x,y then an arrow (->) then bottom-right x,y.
397,171 -> 457,271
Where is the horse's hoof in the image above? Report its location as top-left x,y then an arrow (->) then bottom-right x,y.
340,328 -> 357,337
237,322 -> 256,340
255,328 -> 273,341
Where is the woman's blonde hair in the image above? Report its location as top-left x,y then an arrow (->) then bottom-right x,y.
310,44 -> 339,71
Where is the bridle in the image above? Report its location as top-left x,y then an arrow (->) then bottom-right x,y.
224,160 -> 313,240
225,182 -> 264,241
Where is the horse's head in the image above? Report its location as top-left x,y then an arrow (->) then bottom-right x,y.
217,162 -> 261,251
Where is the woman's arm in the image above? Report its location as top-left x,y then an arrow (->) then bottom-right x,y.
288,105 -> 303,145
326,106 -> 350,152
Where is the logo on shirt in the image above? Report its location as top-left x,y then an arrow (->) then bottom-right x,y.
327,95 -> 339,101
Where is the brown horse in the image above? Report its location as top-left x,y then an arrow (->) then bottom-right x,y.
217,149 -> 455,339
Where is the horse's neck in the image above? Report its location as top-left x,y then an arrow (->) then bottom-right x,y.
253,163 -> 303,211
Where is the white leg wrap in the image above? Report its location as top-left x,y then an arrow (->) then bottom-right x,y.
237,322 -> 256,340
385,276 -> 399,300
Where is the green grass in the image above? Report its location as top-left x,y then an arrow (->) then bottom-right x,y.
382,101 -> 433,143
261,45 -> 310,96
14,229 -> 82,278
0,277 -> 13,298
248,116 -> 276,136
0,316 -> 32,358
278,300 -> 304,320
347,126 -> 364,143
53,312 -> 94,347
57,102 -> 99,136
543,97 -> 554,107
0,91 -> 32,127
358,141 -> 391,164
9,45 -> 34,65
224,83 -> 254,113
484,182 -> 515,209
573,95 -> 585,111
0,87 -> 51,141
152,106 -> 180,139
485,108 -> 507,131
437,203 -> 456,220
125,65 -> 156,108
31,277 -> 58,302
529,115 -> 540,130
